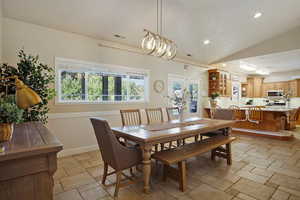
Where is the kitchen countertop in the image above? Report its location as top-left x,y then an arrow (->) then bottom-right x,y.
205,106 -> 298,112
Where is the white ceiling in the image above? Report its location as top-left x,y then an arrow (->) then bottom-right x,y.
2,0 -> 300,65
226,49 -> 300,74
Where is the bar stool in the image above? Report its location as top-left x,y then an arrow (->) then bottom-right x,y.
248,106 -> 263,124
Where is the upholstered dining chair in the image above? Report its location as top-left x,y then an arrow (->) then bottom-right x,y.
90,118 -> 142,198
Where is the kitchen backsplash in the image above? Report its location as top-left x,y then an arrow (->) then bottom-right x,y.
205,97 -> 300,108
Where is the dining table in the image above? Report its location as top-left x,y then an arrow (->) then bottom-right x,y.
111,117 -> 235,193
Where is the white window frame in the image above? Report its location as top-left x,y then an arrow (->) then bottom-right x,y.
167,74 -> 201,113
55,57 -> 150,104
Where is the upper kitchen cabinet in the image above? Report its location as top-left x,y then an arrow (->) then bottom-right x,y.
247,76 -> 264,98
262,79 -> 300,97
288,79 -> 300,97
208,69 -> 231,97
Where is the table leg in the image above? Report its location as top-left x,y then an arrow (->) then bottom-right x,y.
142,144 -> 152,193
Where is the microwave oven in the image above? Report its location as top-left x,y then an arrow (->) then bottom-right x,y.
267,90 -> 284,97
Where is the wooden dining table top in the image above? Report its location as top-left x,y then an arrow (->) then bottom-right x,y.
112,117 -> 235,144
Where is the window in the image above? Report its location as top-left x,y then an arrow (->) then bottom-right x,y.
56,58 -> 149,103
168,74 -> 200,113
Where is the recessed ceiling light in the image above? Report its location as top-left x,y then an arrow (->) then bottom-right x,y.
222,63 -> 227,67
203,40 -> 211,45
114,34 -> 126,39
254,12 -> 262,19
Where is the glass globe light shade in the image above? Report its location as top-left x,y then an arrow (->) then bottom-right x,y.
141,31 -> 156,54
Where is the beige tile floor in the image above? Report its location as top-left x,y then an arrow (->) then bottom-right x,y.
54,128 -> 300,200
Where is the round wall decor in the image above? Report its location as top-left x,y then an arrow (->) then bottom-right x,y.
153,80 -> 165,93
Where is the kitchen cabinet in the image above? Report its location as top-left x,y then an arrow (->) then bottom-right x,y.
241,83 -> 248,97
208,69 -> 231,97
262,79 -> 300,97
247,76 -> 264,98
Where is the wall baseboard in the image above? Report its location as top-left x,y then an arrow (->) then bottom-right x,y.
58,145 -> 99,157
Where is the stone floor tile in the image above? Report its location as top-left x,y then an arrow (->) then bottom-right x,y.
73,152 -> 93,161
54,183 -> 64,194
236,170 -> 269,184
188,184 -> 233,200
87,166 -> 104,178
61,172 -> 96,190
251,167 -> 274,178
79,159 -> 103,169
232,178 -> 275,200
64,165 -> 87,176
269,174 -> 300,191
54,189 -> 83,200
236,193 -> 257,200
289,196 -> 300,200
80,186 -> 108,200
278,186 -> 300,197
54,168 -> 68,180
225,188 -> 240,196
271,189 -> 290,200
199,175 -> 234,191
268,167 -> 300,178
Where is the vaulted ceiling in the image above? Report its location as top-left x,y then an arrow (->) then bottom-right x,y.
2,0 -> 300,65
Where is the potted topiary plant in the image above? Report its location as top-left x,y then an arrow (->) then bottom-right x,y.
0,96 -> 24,142
209,92 -> 220,108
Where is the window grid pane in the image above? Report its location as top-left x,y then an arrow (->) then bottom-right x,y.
59,70 -> 146,103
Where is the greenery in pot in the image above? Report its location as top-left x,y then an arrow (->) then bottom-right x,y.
0,96 -> 24,124
210,92 -> 220,100
0,49 -> 55,124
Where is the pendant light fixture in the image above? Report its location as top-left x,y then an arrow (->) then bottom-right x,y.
141,0 -> 177,60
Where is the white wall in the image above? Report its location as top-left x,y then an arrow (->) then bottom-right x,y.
2,18 -> 208,156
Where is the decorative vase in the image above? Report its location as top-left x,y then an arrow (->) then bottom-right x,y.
210,99 -> 217,109
0,123 -> 14,142
179,109 -> 184,121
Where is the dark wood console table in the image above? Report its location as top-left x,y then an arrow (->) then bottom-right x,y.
0,122 -> 63,200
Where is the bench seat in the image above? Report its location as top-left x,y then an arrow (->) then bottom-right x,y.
152,135 -> 236,165
152,135 -> 236,191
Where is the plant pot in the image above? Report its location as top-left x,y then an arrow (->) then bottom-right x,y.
210,99 -> 218,109
0,123 -> 14,142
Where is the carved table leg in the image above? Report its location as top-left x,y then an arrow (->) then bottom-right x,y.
142,144 -> 152,193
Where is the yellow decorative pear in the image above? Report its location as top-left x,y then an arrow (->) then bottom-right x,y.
15,79 -> 42,109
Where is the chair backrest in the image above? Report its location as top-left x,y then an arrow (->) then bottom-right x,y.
290,108 -> 299,121
90,118 -> 124,170
166,107 -> 180,121
248,106 -> 263,121
228,105 -> 246,120
213,109 -> 235,120
228,105 -> 239,109
296,107 -> 300,121
120,109 -> 142,126
145,108 -> 164,124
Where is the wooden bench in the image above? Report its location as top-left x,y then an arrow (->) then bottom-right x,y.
152,135 -> 236,192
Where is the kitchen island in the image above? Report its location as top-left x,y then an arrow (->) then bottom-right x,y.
204,107 -> 298,140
